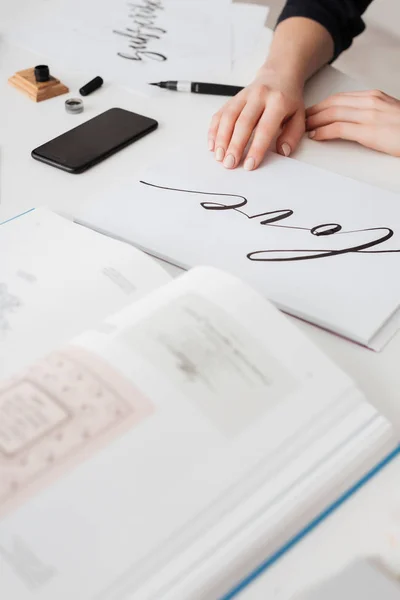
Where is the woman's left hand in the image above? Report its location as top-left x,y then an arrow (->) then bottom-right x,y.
306,89 -> 400,157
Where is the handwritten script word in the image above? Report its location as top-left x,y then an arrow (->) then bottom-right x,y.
114,1 -> 167,62
139,181 -> 400,262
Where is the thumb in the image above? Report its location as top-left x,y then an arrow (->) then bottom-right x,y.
276,109 -> 305,157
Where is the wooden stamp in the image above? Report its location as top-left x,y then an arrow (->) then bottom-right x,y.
8,67 -> 69,103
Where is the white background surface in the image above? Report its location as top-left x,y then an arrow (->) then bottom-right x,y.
1,2 -> 400,598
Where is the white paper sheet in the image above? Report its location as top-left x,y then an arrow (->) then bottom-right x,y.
75,149 -> 400,349
9,0 -> 232,94
232,3 -> 269,66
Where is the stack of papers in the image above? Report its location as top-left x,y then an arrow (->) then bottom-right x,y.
9,1 -> 269,95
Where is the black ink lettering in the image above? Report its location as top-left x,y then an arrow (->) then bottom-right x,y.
310,223 -> 342,236
141,181 -> 250,210
256,210 -> 294,225
200,199 -> 248,211
139,181 -> 400,262
114,1 -> 168,63
118,50 -> 167,61
247,226 -> 393,261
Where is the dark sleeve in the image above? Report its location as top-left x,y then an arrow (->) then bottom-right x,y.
276,0 -> 374,60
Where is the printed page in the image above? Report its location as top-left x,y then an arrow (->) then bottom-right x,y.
0,208 -> 170,379
76,147 -> 400,348
0,266 -> 394,600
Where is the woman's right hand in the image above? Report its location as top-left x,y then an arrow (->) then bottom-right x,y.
208,67 -> 306,171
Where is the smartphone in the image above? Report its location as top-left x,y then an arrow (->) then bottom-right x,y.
31,107 -> 158,174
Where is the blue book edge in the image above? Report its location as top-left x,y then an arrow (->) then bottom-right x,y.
221,443 -> 400,599
0,208 -> 35,226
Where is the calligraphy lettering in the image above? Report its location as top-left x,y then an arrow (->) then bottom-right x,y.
139,181 -> 400,262
114,1 -> 167,62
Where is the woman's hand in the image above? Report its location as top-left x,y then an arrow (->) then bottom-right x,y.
306,90 -> 400,157
208,67 -> 305,171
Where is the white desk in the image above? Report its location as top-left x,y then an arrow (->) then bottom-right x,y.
2,7 -> 400,599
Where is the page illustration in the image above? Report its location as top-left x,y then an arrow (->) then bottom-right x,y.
0,283 -> 22,336
0,347 -> 153,516
121,293 -> 298,436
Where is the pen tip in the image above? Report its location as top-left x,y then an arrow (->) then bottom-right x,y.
149,82 -> 159,87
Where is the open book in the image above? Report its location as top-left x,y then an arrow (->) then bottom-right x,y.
0,208 -> 398,600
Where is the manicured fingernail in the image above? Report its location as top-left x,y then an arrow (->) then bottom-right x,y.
308,130 -> 316,139
223,154 -> 235,169
215,147 -> 225,162
244,157 -> 255,171
281,142 -> 291,157
208,138 -> 215,151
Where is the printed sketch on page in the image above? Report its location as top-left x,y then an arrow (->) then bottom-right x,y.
0,284 -> 22,336
121,293 -> 298,436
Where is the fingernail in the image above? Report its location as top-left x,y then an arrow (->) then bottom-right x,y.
308,130 -> 316,139
223,154 -> 235,169
244,157 -> 255,171
215,147 -> 225,162
208,139 -> 215,151
281,142 -> 291,157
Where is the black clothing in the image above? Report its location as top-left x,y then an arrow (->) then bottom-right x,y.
277,0 -> 374,60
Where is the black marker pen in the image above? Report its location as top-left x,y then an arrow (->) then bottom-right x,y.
150,81 -> 243,97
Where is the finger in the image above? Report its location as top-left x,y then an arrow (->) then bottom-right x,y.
308,122 -> 374,146
333,89 -> 392,100
310,123 -> 400,156
306,107 -> 377,130
214,97 -> 247,162
276,109 -> 305,157
306,94 -> 386,117
244,102 -> 287,170
223,100 -> 264,169
208,111 -> 222,151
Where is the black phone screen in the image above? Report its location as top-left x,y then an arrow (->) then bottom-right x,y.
32,108 -> 158,173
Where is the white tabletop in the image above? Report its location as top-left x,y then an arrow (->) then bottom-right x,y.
2,7 -> 400,599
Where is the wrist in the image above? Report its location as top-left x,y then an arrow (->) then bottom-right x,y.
255,63 -> 305,93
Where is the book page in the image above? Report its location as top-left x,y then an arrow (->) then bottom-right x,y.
0,346 -> 153,517
0,266 -> 393,600
118,293 -> 297,436
0,208 -> 170,379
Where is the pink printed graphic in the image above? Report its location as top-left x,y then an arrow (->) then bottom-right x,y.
0,381 -> 70,456
0,346 -> 153,516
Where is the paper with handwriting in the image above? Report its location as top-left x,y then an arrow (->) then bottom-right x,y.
76,150 -> 400,349
10,0 -> 232,94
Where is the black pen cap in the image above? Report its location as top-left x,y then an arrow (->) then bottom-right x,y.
79,76 -> 104,96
